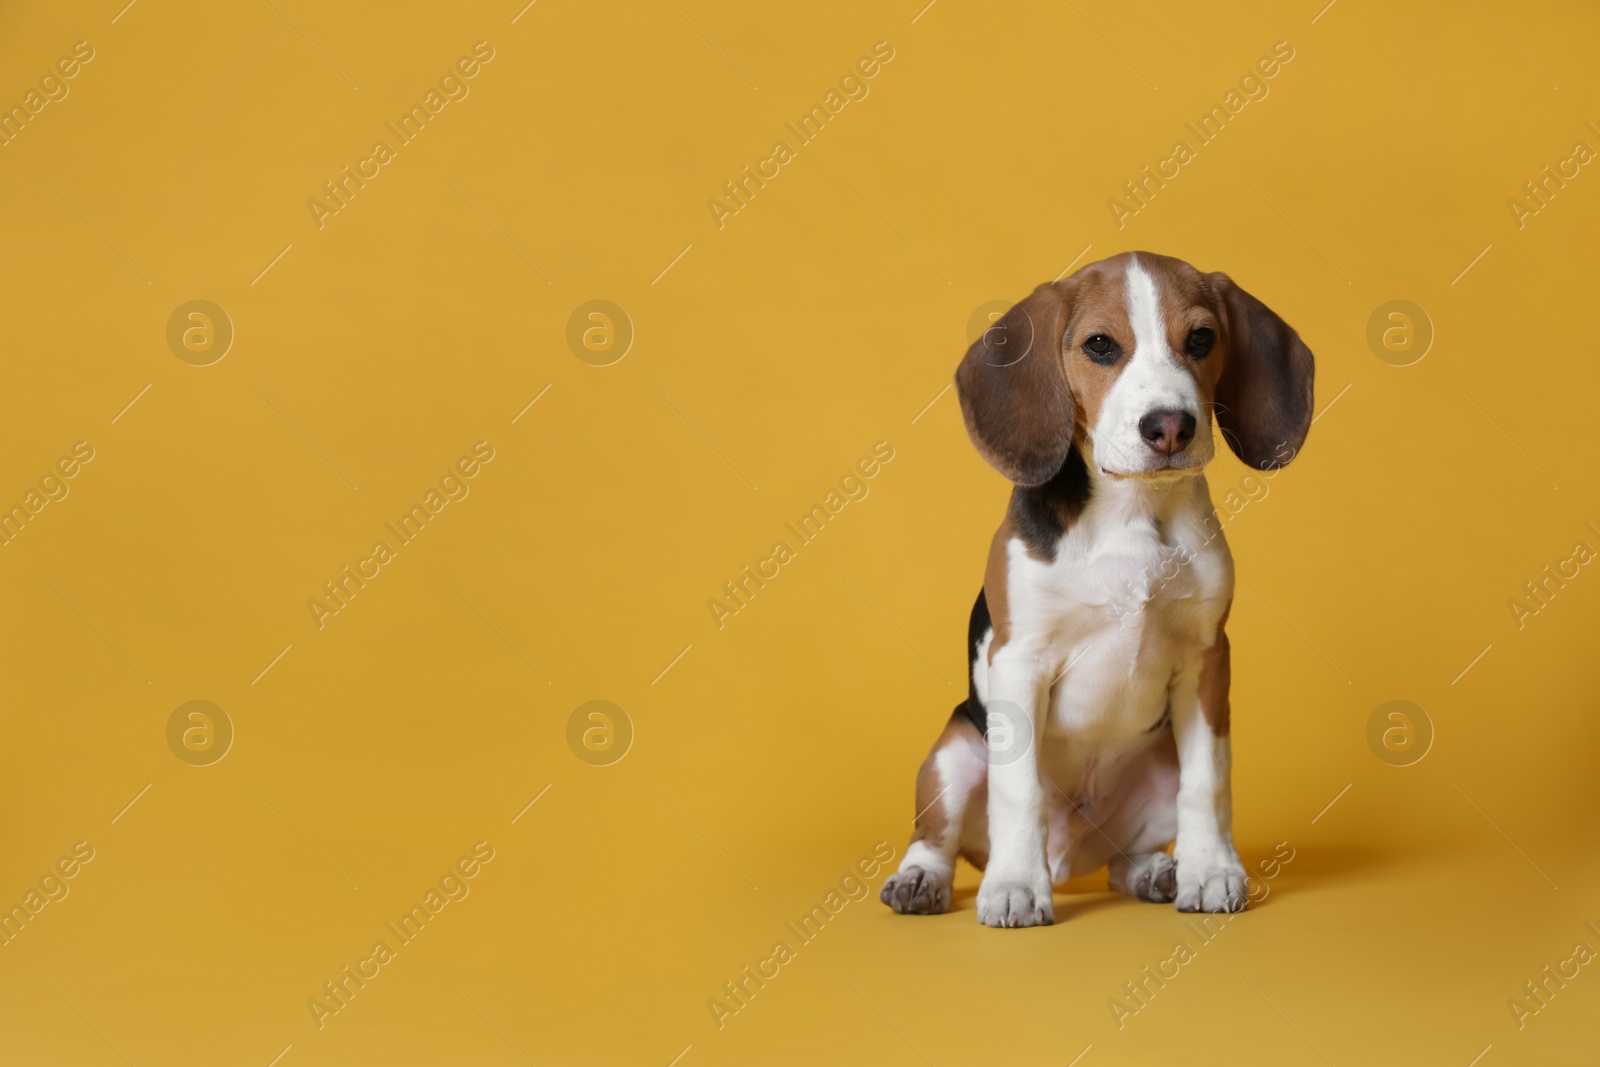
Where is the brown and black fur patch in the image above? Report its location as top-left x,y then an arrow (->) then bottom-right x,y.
960,588 -> 992,735
1007,445 -> 1091,562
970,444 -> 1094,735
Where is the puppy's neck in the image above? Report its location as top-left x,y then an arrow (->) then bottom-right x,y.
1006,444 -> 1214,561
1080,441 -> 1209,529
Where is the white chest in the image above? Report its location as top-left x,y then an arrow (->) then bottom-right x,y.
999,478 -> 1233,738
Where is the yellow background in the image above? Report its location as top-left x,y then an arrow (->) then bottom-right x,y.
2,1 -> 1598,1063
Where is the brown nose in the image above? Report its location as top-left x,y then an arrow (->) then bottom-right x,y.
1138,410 -> 1197,455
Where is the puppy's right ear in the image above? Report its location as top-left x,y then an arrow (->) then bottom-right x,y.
955,281 -> 1074,486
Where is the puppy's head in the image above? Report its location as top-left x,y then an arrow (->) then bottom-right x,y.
955,251 -> 1314,485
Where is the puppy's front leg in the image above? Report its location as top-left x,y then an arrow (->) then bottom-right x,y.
1170,636 -> 1248,913
976,662 -> 1053,928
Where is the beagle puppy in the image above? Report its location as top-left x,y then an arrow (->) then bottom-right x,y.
881,251 -> 1313,927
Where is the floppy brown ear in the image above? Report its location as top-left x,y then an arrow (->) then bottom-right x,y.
955,281 -> 1073,485
1209,272 -> 1315,470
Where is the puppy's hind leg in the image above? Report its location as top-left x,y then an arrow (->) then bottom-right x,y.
1103,731 -> 1180,904
1108,853 -> 1177,903
881,706 -> 987,915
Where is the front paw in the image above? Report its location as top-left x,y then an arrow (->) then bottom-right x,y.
1174,860 -> 1248,914
976,875 -> 1054,928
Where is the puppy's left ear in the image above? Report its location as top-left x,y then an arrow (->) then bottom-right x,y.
1209,272 -> 1315,470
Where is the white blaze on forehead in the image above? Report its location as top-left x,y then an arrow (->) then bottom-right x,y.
1124,255 -> 1173,366
1088,255 -> 1209,472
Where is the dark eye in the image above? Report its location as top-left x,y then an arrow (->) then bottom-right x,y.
1186,326 -> 1215,358
1083,333 -> 1120,364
